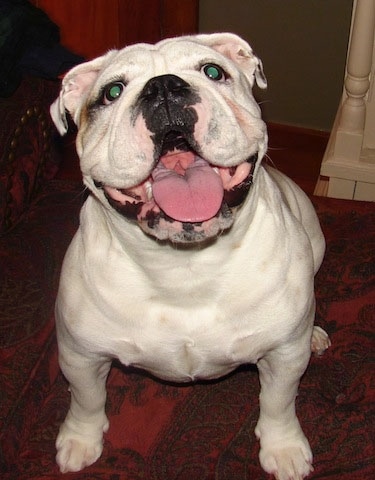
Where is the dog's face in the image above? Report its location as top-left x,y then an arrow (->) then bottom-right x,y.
51,33 -> 267,243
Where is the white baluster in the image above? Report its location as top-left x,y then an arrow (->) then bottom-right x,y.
335,0 -> 375,158
315,0 -> 375,200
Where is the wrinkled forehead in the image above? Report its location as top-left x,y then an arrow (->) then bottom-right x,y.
97,40 -> 226,83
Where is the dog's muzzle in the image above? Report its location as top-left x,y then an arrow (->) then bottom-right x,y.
97,74 -> 258,243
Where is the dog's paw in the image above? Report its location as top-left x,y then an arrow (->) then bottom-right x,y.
259,442 -> 313,480
56,417 -> 108,473
56,437 -> 103,473
311,326 -> 331,356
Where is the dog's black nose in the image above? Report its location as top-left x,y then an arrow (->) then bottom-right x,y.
138,74 -> 200,138
141,74 -> 190,104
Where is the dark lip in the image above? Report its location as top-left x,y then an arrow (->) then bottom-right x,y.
161,130 -> 191,155
223,152 -> 257,208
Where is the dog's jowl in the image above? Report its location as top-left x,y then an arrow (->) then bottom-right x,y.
51,33 -> 331,479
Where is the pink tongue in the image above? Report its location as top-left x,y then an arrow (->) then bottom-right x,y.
152,153 -> 224,222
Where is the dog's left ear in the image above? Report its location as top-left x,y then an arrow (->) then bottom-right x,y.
50,50 -> 117,135
195,33 -> 267,89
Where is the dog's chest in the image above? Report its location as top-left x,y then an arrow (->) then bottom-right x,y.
87,249 -> 282,382
111,298 -> 269,382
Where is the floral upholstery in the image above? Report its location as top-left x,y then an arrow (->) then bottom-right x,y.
0,76 -> 60,233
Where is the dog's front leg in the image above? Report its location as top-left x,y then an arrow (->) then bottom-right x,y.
255,339 -> 313,480
56,346 -> 112,473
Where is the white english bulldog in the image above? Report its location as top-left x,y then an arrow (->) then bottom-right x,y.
51,33 -> 331,479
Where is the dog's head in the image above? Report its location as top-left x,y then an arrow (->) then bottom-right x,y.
51,33 -> 267,243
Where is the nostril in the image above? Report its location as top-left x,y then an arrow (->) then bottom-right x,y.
141,74 -> 190,101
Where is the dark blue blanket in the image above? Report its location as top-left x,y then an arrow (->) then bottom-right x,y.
0,0 -> 83,96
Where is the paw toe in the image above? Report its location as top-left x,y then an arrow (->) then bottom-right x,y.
311,326 -> 331,355
260,444 -> 313,480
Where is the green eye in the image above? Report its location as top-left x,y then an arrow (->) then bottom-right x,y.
203,64 -> 225,81
104,82 -> 124,103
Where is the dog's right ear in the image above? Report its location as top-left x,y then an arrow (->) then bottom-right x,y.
50,50 -> 117,135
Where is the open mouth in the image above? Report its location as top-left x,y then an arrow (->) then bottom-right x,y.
98,131 -> 257,242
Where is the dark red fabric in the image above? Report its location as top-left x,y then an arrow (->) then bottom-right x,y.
0,77 -> 61,233
0,186 -> 374,479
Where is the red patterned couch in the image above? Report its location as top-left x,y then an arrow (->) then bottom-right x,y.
0,77 -> 374,479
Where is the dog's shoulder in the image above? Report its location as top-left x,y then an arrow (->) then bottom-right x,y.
262,165 -> 325,272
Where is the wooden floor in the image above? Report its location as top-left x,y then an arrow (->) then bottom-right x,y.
57,123 -> 329,196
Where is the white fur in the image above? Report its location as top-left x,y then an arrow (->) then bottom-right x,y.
52,33 -> 329,479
